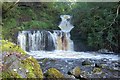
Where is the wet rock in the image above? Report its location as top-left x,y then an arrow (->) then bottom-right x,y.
82,60 -> 92,66
98,49 -> 113,54
44,68 -> 64,79
93,68 -> 102,74
101,58 -> 110,63
100,64 -> 107,68
72,66 -> 81,77
67,66 -> 81,77
94,63 -> 103,68
67,66 -> 87,80
38,57 -> 119,78
64,74 -> 77,80
80,71 -> 88,78
67,71 -> 73,75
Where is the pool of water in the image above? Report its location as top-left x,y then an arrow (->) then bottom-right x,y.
27,51 -> 119,61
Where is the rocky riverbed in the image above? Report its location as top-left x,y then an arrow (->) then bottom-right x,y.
1,40 -> 119,80
38,58 -> 120,79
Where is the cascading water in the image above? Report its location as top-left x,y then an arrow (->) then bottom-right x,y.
18,30 -> 54,51
58,15 -> 74,33
57,15 -> 74,51
51,31 -> 74,51
17,15 -> 74,51
17,31 -> 26,51
17,15 -> 119,61
17,30 -> 74,51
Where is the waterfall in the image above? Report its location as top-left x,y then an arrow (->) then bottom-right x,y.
17,15 -> 74,52
16,15 -> 119,62
17,31 -> 26,51
17,30 -> 74,51
28,31 -> 46,51
51,31 -> 74,51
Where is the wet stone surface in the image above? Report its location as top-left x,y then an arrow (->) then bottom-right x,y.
38,58 -> 120,78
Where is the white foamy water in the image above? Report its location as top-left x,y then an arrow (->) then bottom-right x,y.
27,51 -> 119,61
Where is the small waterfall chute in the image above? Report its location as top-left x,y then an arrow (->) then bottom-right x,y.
17,31 -> 26,51
58,15 -> 74,33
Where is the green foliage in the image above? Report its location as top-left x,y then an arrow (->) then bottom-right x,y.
2,2 -> 19,41
18,7 -> 37,20
2,18 -> 17,40
70,2 -> 119,51
20,20 -> 53,30
2,2 -> 119,52
2,2 -> 19,18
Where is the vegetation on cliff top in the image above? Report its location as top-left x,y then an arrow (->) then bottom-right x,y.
2,2 -> 120,52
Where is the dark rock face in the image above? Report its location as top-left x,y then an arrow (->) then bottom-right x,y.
73,40 -> 89,51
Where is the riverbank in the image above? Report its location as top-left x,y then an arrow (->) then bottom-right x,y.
38,58 -> 119,79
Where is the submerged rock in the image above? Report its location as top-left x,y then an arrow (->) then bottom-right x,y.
44,68 -> 64,79
1,40 -> 43,79
98,49 -> 114,54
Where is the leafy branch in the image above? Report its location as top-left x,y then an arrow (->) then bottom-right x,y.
100,4 -> 120,32
2,0 -> 20,15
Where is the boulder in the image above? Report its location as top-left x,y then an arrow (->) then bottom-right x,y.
82,60 -> 92,66
93,68 -> 102,74
68,66 -> 87,80
1,40 -> 43,79
71,66 -> 81,77
44,68 -> 64,79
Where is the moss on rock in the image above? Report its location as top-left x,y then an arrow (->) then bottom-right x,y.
21,56 -> 43,78
1,40 -> 26,55
2,70 -> 22,78
44,68 -> 64,79
1,40 -> 43,79
93,68 -> 102,74
71,66 -> 81,77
